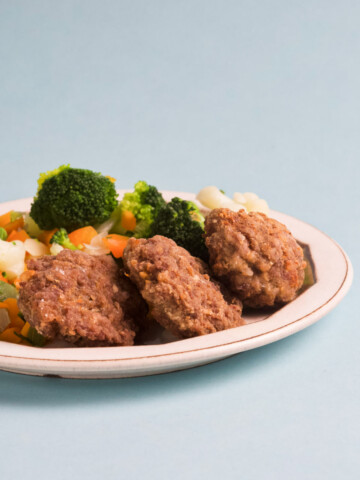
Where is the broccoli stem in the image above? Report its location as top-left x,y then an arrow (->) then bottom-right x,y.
50,228 -> 79,250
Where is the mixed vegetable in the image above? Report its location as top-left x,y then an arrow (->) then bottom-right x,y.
0,165 -> 269,347
30,165 -> 118,231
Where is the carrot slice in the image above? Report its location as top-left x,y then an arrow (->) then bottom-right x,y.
21,321 -> 31,337
121,210 -> 137,231
7,229 -> 30,242
0,298 -> 19,315
102,234 -> 129,258
38,229 -> 58,246
68,226 -> 97,247
4,217 -> 24,235
0,327 -> 22,344
0,211 -> 12,228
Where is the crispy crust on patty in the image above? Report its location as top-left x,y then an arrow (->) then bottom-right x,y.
205,208 -> 306,307
18,250 -> 147,346
123,235 -> 244,339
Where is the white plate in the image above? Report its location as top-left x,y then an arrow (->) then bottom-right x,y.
0,192 -> 353,379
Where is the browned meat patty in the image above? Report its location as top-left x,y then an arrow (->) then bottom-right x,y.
123,235 -> 244,339
18,249 -> 147,347
205,208 -> 306,308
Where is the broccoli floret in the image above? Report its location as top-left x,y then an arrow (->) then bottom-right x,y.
50,228 -> 78,250
138,183 -> 166,212
111,181 -> 165,238
30,166 -> 118,231
151,197 -> 208,261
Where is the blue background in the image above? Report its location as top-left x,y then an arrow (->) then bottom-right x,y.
0,1 -> 359,479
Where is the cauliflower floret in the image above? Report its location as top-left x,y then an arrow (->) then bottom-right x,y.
197,186 -> 269,214
239,193 -> 269,214
196,186 -> 246,212
49,243 -> 64,256
233,192 -> 247,205
0,240 -> 26,279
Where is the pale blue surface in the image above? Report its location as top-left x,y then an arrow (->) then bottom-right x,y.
0,1 -> 359,479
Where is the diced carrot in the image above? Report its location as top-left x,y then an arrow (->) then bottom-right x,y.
0,274 -> 9,283
0,211 -> 13,228
0,327 -> 22,344
38,229 -> 58,246
102,234 -> 129,258
121,210 -> 136,231
68,226 -> 97,246
1,298 -> 19,316
7,229 -> 30,242
21,321 -> 31,337
4,217 -> 24,235
10,315 -> 25,329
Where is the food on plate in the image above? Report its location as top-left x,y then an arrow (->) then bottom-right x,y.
18,249 -> 147,347
0,227 -> 7,241
110,182 -> 208,259
0,282 -> 18,302
0,239 -> 26,280
0,164 -> 310,348
197,186 -> 269,214
111,180 -> 166,238
150,197 -> 208,261
50,228 -> 79,251
123,235 -> 244,339
204,208 -> 306,308
30,165 -> 118,231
